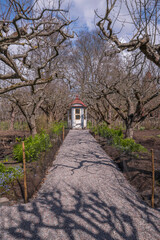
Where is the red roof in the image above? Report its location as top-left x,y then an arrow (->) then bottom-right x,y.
70,95 -> 87,108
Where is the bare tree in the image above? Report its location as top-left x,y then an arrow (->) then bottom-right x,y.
97,0 -> 160,68
6,85 -> 47,135
66,31 -> 119,123
91,62 -> 160,138
85,96 -> 118,126
40,81 -> 71,124
9,103 -> 17,131
0,0 -> 73,94
4,78 -> 71,135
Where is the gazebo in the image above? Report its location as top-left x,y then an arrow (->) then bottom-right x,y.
68,95 -> 87,129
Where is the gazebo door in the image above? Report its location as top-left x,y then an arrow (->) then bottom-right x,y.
75,108 -> 82,128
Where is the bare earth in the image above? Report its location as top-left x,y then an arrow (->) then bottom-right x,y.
0,130 -> 160,240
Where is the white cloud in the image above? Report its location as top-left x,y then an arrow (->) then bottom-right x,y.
34,0 -> 138,40
62,0 -> 136,38
62,0 -> 106,31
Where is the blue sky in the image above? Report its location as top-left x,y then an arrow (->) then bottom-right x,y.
35,0 -> 107,31
0,0 -> 135,41
62,0 -> 106,31
61,0 -> 135,41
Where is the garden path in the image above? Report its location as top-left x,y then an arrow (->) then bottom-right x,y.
0,130 -> 160,240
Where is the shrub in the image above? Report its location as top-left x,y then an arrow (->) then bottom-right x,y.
140,126 -> 145,131
92,124 -> 123,139
13,131 -> 51,162
50,121 -> 67,136
113,136 -> 146,154
87,120 -> 92,129
90,124 -> 146,154
0,162 -> 6,173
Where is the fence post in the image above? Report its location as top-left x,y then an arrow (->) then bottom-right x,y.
151,149 -> 155,208
22,141 -> 28,203
63,126 -> 65,141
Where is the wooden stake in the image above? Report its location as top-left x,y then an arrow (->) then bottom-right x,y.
22,141 -> 28,203
151,149 -> 155,208
63,126 -> 65,141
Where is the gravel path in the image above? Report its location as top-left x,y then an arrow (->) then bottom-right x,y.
0,130 -> 160,240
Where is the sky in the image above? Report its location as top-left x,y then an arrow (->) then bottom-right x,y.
61,0 -> 135,41
34,0 -> 135,40
62,0 -> 106,31
35,0 -> 106,31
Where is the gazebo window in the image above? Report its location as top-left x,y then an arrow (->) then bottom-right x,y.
75,108 -> 80,119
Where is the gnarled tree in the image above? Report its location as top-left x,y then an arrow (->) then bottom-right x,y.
66,31 -> 118,125
0,0 -> 73,94
97,0 -> 160,68
90,59 -> 160,138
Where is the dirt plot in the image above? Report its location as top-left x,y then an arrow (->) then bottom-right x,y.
0,130 -> 68,204
0,130 -> 29,161
95,129 -> 160,208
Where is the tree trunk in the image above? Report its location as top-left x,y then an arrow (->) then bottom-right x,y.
29,115 -> 37,136
125,123 -> 134,138
9,107 -> 15,131
108,104 -> 112,126
48,113 -> 53,125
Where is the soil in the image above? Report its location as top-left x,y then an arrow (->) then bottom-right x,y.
1,129 -> 160,207
95,129 -> 160,208
0,130 -> 29,161
0,130 -> 69,204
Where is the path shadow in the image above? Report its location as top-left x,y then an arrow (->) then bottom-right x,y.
1,187 -> 144,240
53,135 -> 119,175
1,130 -> 160,239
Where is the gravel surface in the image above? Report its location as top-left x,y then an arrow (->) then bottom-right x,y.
0,130 -> 160,240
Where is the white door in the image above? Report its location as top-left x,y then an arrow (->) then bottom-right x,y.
75,108 -> 82,129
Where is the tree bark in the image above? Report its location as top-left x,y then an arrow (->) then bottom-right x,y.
27,115 -> 37,136
30,115 -> 37,136
125,123 -> 134,138
9,106 -> 15,131
48,112 -> 53,125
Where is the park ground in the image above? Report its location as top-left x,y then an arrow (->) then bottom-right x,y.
0,130 -> 160,240
95,129 -> 160,208
0,129 -> 160,208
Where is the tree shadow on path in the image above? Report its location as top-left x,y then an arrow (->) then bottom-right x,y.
2,186 -> 160,240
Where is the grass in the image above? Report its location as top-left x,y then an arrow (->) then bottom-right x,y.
0,121 -> 9,130
14,121 -> 28,131
0,121 -> 28,131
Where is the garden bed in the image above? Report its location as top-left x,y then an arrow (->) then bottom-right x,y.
0,130 -> 29,161
0,125 -> 69,204
94,129 -> 160,208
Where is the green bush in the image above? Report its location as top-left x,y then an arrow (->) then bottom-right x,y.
87,120 -> 92,129
50,121 -> 67,136
90,124 -> 146,154
139,126 -> 145,131
92,124 -> 123,139
13,131 -> 51,162
113,135 -> 146,154
0,162 -> 6,173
